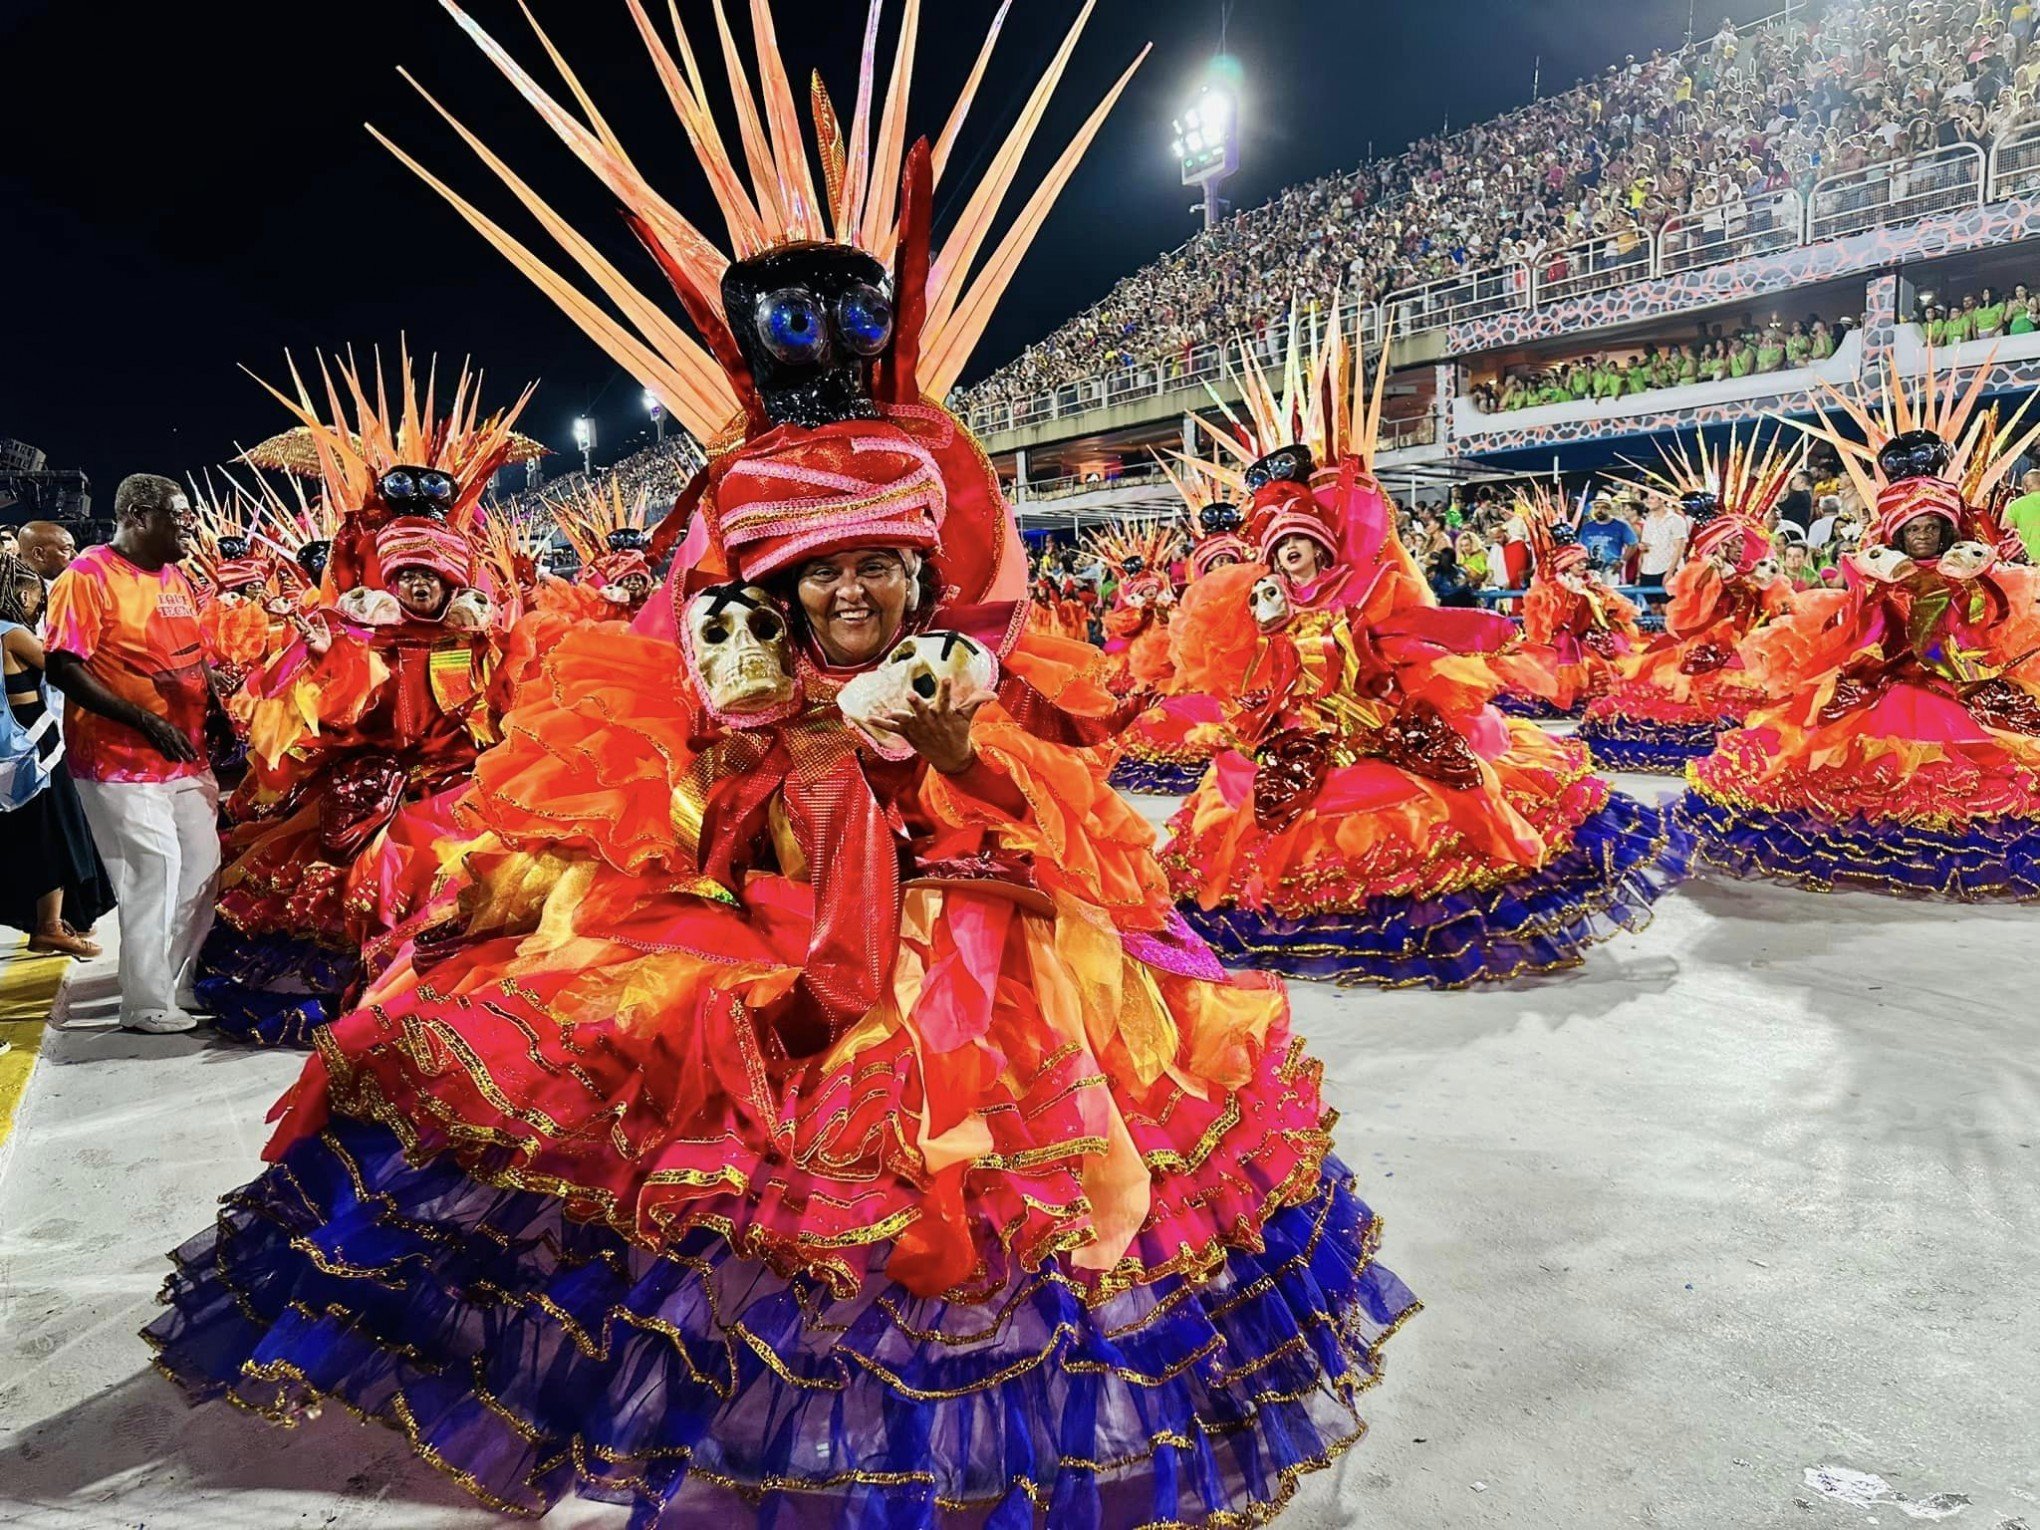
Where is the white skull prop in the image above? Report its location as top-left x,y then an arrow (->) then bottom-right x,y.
442,587 -> 496,633
336,586 -> 403,627
683,584 -> 796,723
1249,574 -> 1292,632
1938,539 -> 1996,580
1744,556 -> 1781,588
837,631 -> 999,760
1849,544 -> 1915,584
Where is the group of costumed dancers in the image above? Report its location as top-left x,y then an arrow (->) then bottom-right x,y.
110,2 -> 2038,1523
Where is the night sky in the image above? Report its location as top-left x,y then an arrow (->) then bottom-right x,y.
2,0 -> 1776,502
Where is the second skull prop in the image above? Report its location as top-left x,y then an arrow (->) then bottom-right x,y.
837,631 -> 999,760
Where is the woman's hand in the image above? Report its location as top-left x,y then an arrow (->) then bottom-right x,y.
881,675 -> 991,775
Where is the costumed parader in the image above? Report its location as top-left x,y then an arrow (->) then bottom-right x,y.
185,472 -> 312,787
1087,515 -> 1215,795
1101,453 -> 1247,795
553,476 -> 664,619
1575,432 -> 1798,773
1495,486 -> 1646,718
191,350 -> 527,1047
1025,556 -> 1093,643
1161,304 -> 1685,986
1678,357 -> 2040,897
146,5 -> 1417,1526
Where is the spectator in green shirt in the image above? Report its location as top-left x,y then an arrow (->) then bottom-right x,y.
1945,294 -> 1977,343
1622,357 -> 1651,394
2005,468 -> 2040,560
1923,304 -> 1948,346
1973,286 -> 2006,340
1595,360 -> 1623,399
1678,345 -> 1700,385
1729,339 -> 1756,377
2010,299 -> 2039,336
1755,323 -> 1786,372
1808,319 -> 1835,359
1566,363 -> 1593,401
1784,321 -> 1811,367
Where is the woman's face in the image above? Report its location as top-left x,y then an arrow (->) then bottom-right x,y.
1271,535 -> 1326,581
391,566 -> 452,620
1898,516 -> 1952,561
795,548 -> 912,665
12,574 -> 42,624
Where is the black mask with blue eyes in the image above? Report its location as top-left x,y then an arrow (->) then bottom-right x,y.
296,539 -> 331,583
720,242 -> 896,430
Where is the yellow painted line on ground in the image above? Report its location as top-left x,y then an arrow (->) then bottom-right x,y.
0,941 -> 70,1152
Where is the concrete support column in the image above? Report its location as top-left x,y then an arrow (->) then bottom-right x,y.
1862,272 -> 1900,380
1013,448 -> 1029,503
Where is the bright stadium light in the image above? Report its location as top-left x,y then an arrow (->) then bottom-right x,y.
643,389 -> 665,445
572,414 -> 593,475
1173,67 -> 1241,230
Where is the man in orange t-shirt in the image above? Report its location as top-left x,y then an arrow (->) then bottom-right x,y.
45,474 -> 220,1034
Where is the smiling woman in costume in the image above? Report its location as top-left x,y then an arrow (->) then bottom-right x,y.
144,6 -> 1416,1525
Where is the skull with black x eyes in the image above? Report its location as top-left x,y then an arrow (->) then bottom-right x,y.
721,243 -> 896,429
683,584 -> 798,724
836,631 -> 999,760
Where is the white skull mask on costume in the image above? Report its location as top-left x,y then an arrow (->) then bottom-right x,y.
1250,574 -> 1292,632
683,584 -> 796,723
1745,556 -> 1781,588
837,631 -> 999,760
1939,539 -> 1996,580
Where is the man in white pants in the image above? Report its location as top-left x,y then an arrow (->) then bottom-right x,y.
44,474 -> 218,1034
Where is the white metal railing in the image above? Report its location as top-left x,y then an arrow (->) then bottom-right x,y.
1381,263 -> 1531,339
968,141 -> 2027,436
1656,187 -> 1805,276
1807,143 -> 1985,243
1534,230 -> 1655,306
1988,116 -> 2040,203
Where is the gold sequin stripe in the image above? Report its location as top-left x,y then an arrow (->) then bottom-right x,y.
312,1009 -> 1340,1306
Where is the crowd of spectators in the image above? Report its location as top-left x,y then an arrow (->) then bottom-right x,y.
1472,312 -> 1855,412
959,0 -> 2040,421
498,434 -> 705,526
1912,277 -> 2040,336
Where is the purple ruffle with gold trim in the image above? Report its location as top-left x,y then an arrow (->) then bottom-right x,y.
1107,756 -> 1209,796
1573,713 -> 1724,775
145,1116 -> 1416,1527
193,926 -> 356,1050
1180,792 -> 1686,988
1492,692 -> 1583,721
1673,787 -> 2040,900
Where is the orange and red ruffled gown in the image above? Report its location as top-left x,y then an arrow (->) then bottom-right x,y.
1577,555 -> 1793,773
1164,463 -> 1684,986
1101,576 -> 1225,796
1498,569 -> 1644,719
150,596 -> 1417,1523
1677,538 -> 2040,898
195,612 -> 506,1047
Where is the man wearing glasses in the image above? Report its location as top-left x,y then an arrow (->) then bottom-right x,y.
43,474 -> 218,1033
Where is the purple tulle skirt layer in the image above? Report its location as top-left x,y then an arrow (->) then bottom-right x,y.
1181,792 -> 1687,988
1674,788 -> 2040,901
193,926 -> 355,1049
146,1115 -> 1417,1527
1107,756 -> 1209,796
1573,713 -> 1724,774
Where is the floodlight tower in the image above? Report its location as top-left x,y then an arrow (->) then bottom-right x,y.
1171,74 -> 1240,230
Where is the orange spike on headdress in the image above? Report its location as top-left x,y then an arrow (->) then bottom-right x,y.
377,0 -> 1145,436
